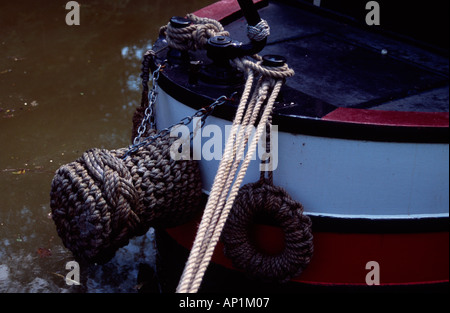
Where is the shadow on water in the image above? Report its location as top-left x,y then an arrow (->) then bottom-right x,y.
0,0 -> 214,292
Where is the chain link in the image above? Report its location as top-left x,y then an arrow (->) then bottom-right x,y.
133,63 -> 164,145
123,86 -> 237,159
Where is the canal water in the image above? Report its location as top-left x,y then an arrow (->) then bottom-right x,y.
0,0 -> 214,292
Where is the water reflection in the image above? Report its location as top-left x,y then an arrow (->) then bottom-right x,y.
121,44 -> 152,93
0,0 -> 214,292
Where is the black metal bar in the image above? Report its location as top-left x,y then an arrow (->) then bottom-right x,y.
237,0 -> 261,26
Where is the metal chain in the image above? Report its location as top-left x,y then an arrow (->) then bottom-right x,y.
123,91 -> 237,160
133,63 -> 164,145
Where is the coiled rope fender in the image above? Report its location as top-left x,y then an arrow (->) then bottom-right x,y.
221,177 -> 313,283
50,132 -> 202,264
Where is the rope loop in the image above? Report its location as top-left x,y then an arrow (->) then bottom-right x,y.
221,179 -> 313,283
232,57 -> 295,82
160,14 -> 230,51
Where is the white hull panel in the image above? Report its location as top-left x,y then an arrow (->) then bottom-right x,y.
155,88 -> 449,219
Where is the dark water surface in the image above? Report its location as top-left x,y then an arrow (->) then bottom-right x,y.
0,0 -> 214,292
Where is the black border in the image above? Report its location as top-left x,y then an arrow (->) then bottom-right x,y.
187,194 -> 449,234
309,214 -> 449,233
152,62 -> 449,143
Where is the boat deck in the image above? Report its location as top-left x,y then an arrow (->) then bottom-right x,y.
152,0 -> 449,142
228,1 -> 448,113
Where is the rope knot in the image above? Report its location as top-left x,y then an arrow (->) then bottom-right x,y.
231,57 -> 294,84
83,148 -> 141,235
161,14 -> 230,51
247,19 -> 270,42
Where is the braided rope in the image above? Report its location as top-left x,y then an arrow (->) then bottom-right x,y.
176,58 -> 294,293
247,19 -> 270,42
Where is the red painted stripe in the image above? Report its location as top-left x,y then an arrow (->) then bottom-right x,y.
294,232 -> 449,285
194,0 -> 265,21
166,219 -> 449,285
323,108 -> 449,128
295,279 -> 450,287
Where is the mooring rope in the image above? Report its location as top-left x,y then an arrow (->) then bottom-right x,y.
176,57 -> 294,293
159,14 -> 230,51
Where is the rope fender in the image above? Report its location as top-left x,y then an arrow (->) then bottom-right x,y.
221,178 -> 313,283
50,132 -> 202,264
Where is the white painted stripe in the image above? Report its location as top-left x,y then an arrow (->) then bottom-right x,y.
156,88 -> 449,217
305,212 -> 449,220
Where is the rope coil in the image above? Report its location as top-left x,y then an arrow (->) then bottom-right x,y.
160,13 -> 270,53
160,14 -> 230,51
221,177 -> 313,283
